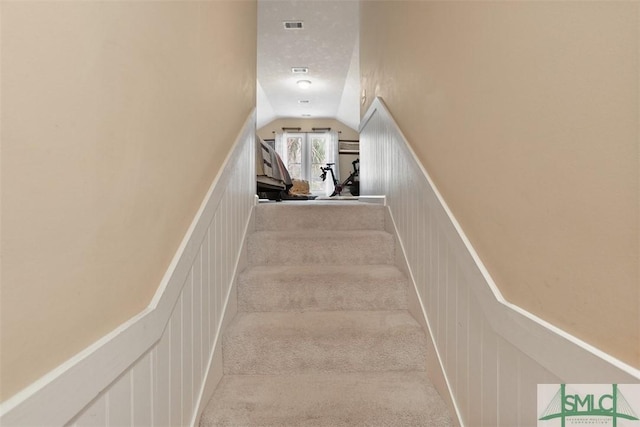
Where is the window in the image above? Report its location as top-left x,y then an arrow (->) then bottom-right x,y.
277,132 -> 339,195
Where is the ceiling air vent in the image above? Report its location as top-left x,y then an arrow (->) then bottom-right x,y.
283,21 -> 304,30
291,67 -> 309,74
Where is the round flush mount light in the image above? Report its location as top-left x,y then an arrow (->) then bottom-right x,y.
296,80 -> 312,89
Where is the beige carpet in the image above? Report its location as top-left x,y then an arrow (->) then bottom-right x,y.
200,202 -> 453,426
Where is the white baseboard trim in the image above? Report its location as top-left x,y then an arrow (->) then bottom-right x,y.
192,208 -> 254,427
382,205 -> 464,427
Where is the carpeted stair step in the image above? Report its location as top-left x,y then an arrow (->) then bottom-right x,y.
238,265 -> 408,312
200,371 -> 453,426
247,230 -> 395,266
255,202 -> 385,231
200,202 -> 454,426
222,310 -> 427,375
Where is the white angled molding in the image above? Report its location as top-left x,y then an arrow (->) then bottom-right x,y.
359,98 -> 639,427
0,111 -> 258,427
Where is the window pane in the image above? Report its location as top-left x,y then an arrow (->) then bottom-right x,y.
310,136 -> 328,194
286,137 -> 303,180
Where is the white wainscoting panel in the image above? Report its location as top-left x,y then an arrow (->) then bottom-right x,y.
359,98 -> 640,427
1,111 -> 257,427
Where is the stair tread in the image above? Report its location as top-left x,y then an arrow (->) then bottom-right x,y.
248,230 -> 395,266
240,264 -> 406,281
250,229 -> 392,237
223,311 -> 427,375
200,371 -> 453,427
239,265 -> 408,312
256,202 -> 385,231
227,310 -> 422,336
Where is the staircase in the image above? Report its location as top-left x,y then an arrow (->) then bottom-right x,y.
200,202 -> 453,426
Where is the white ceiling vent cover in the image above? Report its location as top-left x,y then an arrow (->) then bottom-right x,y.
283,21 -> 304,30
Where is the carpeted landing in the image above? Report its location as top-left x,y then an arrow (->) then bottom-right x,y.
200,202 -> 454,426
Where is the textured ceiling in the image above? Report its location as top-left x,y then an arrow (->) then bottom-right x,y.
256,0 -> 360,130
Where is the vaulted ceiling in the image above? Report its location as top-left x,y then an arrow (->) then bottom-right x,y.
256,0 -> 360,131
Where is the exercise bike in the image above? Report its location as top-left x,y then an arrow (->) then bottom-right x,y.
319,159 -> 359,197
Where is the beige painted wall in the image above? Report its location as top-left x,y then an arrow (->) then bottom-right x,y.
0,1 -> 256,400
361,1 -> 639,368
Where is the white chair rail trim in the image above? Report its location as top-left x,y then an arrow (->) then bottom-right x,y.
360,98 -> 640,382
0,110 -> 257,427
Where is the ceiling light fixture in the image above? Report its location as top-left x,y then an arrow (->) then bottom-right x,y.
297,80 -> 312,89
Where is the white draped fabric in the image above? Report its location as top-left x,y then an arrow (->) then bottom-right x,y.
324,130 -> 340,196
275,132 -> 286,167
